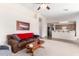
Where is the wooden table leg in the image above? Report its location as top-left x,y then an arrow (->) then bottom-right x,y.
31,49 -> 34,56
31,52 -> 34,56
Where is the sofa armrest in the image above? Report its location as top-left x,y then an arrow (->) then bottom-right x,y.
8,39 -> 18,45
8,39 -> 21,53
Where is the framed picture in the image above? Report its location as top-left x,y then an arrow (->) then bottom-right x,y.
16,21 -> 30,30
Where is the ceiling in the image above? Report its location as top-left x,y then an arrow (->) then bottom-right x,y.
20,3 -> 79,21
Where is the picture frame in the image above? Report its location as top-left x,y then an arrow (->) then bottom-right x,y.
16,21 -> 30,30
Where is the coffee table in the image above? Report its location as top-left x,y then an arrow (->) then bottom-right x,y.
26,40 -> 44,56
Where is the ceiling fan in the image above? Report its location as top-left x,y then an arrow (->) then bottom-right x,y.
37,3 -> 50,10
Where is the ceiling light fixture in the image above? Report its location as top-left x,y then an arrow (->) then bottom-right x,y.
37,3 -> 50,10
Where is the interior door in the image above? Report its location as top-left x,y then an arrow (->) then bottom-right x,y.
47,24 -> 52,39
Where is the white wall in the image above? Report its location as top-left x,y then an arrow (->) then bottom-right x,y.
38,15 -> 47,38
76,15 -> 79,39
0,4 -> 40,44
42,17 -> 47,38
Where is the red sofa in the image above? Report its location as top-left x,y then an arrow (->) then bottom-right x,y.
7,33 -> 35,53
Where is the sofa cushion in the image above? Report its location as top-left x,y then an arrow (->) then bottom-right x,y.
13,34 -> 21,42
18,41 -> 27,48
16,33 -> 34,40
18,38 -> 34,48
25,38 -> 34,43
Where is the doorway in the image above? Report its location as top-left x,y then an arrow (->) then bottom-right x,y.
47,24 -> 53,39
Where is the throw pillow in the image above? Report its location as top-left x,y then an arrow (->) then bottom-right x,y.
13,34 -> 21,42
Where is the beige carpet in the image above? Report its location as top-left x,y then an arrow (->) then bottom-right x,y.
11,39 -> 79,56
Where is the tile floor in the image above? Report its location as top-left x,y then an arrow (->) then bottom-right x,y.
11,39 -> 79,56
